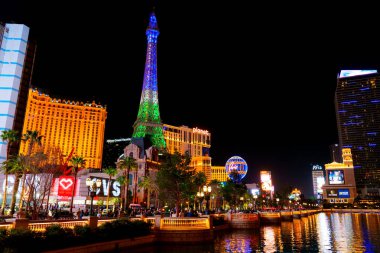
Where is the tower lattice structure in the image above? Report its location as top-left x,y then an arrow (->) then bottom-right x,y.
132,12 -> 166,149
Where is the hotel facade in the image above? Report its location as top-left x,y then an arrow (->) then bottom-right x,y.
20,88 -> 107,168
163,124 -> 212,181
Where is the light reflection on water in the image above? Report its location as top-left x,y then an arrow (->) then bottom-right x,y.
126,213 -> 380,253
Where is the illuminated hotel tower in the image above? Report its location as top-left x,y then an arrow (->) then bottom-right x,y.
20,88 -> 107,168
336,70 -> 380,195
163,125 -> 212,181
132,12 -> 166,149
0,23 -> 31,163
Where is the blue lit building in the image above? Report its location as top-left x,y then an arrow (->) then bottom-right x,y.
0,23 -> 31,163
335,70 -> 380,196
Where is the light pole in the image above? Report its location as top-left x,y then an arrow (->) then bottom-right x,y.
86,178 -> 102,216
203,185 -> 212,212
253,194 -> 258,210
196,191 -> 204,212
276,198 -> 280,209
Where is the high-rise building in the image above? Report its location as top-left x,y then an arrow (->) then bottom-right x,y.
335,70 -> 380,195
164,124 -> 211,181
132,12 -> 166,149
329,144 -> 342,163
0,23 -> 31,162
311,164 -> 325,199
19,88 -> 107,168
211,166 -> 228,182
102,138 -> 131,168
322,148 -> 357,204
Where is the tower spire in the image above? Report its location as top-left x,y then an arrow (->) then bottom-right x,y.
132,12 -> 166,149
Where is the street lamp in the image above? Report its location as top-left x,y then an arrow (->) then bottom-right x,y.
86,178 -> 102,216
203,185 -> 212,212
196,191 -> 204,212
253,194 -> 258,210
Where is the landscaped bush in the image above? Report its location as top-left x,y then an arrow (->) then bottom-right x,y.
1,228 -> 41,253
97,218 -> 151,240
0,218 -> 152,252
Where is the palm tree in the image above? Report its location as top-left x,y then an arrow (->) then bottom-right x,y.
139,173 -> 158,209
8,155 -> 26,214
116,175 -> 127,214
0,129 -> 20,214
103,167 -> 117,211
19,130 -> 43,210
117,156 -> 137,210
69,155 -> 86,213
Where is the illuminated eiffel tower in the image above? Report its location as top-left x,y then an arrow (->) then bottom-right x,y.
132,12 -> 166,149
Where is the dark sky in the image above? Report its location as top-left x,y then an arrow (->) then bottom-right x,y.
2,1 -> 380,197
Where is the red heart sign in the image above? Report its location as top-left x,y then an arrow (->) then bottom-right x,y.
59,178 -> 73,190
58,176 -> 75,196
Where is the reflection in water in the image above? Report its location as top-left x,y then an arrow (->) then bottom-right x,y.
129,213 -> 380,253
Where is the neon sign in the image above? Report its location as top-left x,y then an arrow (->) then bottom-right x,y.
58,176 -> 75,196
192,127 -> 209,134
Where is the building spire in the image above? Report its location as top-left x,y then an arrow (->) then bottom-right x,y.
132,12 -> 166,149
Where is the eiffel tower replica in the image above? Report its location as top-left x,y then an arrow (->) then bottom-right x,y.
132,12 -> 166,149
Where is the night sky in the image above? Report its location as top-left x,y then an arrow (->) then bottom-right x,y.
2,1 -> 380,197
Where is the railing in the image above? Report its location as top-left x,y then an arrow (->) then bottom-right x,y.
28,219 -> 88,232
230,213 -> 259,222
160,217 -> 209,230
0,223 -> 13,230
97,218 -> 116,226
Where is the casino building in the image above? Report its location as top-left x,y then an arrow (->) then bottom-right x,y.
322,148 -> 357,204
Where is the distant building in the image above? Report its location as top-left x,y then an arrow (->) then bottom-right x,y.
335,70 -> 380,196
0,23 -> 34,162
102,138 -> 131,168
311,165 -> 325,199
211,166 -> 228,182
329,144 -> 342,163
164,124 -> 211,181
20,88 -> 107,168
322,148 -> 357,204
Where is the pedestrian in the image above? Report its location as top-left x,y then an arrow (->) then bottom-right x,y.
76,208 -> 81,219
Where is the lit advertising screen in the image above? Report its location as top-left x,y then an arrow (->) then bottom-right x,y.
328,170 -> 344,185
338,189 -> 350,198
316,176 -> 325,193
326,189 -> 338,197
260,171 -> 272,191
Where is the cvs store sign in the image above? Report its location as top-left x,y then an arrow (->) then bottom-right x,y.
87,177 -> 121,197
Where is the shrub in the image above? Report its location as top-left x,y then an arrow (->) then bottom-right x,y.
3,228 -> 40,253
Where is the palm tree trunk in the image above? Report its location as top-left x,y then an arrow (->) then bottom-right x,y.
1,173 -> 8,215
10,174 -> 20,214
133,170 -> 138,203
70,170 -> 77,213
125,167 -> 130,210
147,189 -> 150,209
18,173 -> 27,210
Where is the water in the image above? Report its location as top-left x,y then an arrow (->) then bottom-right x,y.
128,213 -> 380,253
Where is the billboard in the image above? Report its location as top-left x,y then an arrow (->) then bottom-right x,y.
338,189 -> 350,198
58,176 -> 75,196
326,189 -> 338,197
87,177 -> 121,197
328,170 -> 345,185
316,176 -> 325,193
260,171 -> 273,192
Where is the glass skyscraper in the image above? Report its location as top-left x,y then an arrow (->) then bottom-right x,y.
0,23 -> 30,163
335,70 -> 380,196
